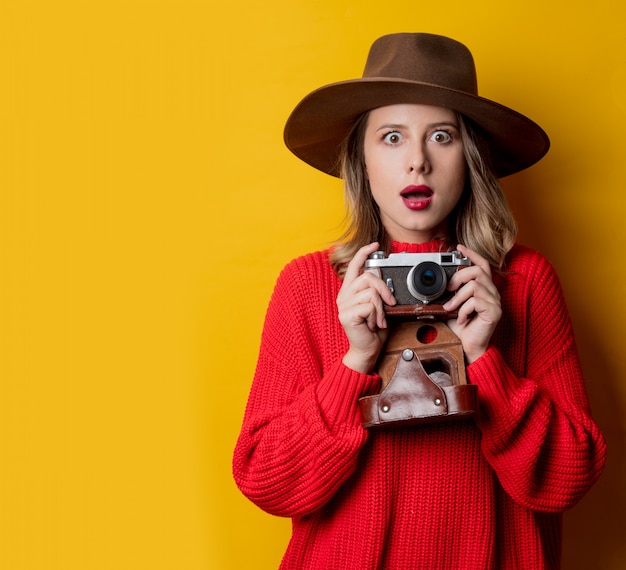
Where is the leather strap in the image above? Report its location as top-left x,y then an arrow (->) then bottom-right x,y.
384,303 -> 458,319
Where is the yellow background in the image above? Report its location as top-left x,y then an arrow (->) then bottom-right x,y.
0,0 -> 624,568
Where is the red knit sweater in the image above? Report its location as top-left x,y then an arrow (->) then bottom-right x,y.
233,241 -> 606,570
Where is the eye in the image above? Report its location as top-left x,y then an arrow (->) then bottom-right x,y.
382,131 -> 403,145
429,130 -> 452,144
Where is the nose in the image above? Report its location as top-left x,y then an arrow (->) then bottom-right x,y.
409,143 -> 431,174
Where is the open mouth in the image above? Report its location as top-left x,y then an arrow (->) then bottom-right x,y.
401,185 -> 433,210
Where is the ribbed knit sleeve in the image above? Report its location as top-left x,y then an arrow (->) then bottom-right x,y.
232,251 -> 380,517
467,245 -> 606,512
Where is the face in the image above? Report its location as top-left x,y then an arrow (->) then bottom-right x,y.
363,103 -> 467,244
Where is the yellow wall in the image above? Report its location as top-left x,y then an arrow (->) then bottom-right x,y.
0,1 -> 624,568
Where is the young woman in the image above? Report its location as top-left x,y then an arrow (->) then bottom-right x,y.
233,33 -> 606,569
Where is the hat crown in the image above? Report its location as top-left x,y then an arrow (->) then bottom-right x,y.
363,33 -> 478,96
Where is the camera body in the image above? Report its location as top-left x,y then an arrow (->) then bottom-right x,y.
365,250 -> 471,306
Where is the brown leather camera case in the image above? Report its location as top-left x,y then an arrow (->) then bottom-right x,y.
359,321 -> 478,428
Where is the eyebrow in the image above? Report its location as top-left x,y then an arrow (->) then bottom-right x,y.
375,121 -> 460,132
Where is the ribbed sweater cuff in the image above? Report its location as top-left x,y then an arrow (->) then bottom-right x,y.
467,346 -> 521,418
315,360 -> 381,430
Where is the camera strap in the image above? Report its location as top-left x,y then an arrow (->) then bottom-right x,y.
359,321 -> 478,428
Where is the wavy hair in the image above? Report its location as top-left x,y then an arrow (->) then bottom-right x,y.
329,111 -> 517,276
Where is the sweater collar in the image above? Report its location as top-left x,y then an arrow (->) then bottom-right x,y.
390,239 -> 450,254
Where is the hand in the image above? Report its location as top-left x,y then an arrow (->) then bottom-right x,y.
443,244 -> 502,364
337,242 -> 397,373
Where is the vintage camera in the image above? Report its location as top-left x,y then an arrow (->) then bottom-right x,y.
365,251 -> 471,306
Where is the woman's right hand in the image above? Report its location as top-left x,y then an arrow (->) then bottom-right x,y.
337,242 -> 397,373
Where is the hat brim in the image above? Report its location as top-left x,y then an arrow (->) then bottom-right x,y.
284,78 -> 550,178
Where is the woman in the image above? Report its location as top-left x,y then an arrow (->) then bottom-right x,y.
233,33 -> 606,569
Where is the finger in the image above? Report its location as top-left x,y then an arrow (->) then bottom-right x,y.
342,287 -> 389,329
338,271 -> 389,305
447,265 -> 481,292
458,296 -> 502,327
343,242 -> 380,284
445,277 -> 501,316
454,297 -> 475,325
341,302 -> 383,333
444,278 -> 479,310
360,271 -> 398,306
341,265 -> 397,308
448,253 -> 499,299
456,244 -> 492,275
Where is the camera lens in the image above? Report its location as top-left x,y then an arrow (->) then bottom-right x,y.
420,270 -> 437,287
407,262 -> 447,303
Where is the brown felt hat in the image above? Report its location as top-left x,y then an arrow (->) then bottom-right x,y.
284,33 -> 549,178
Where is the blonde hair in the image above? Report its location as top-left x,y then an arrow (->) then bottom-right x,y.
330,111 -> 517,275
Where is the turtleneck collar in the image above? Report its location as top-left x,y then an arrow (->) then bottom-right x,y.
390,239 -> 450,254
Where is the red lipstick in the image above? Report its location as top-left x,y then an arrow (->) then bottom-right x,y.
401,185 -> 433,210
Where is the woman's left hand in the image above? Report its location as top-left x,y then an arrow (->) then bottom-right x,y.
442,244 -> 502,364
